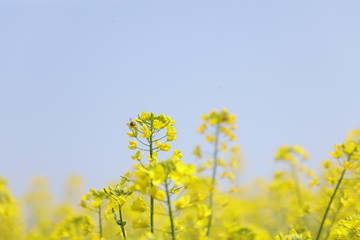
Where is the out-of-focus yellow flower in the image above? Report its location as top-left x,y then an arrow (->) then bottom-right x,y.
230,186 -> 239,193
322,160 -> 330,168
221,171 -> 235,182
203,159 -> 212,169
133,218 -> 149,229
344,161 -> 354,170
306,170 -> 314,177
353,151 -> 360,161
79,200 -> 87,208
192,145 -> 202,159
116,196 -> 126,206
347,128 -> 360,143
174,195 -> 191,210
293,145 -> 310,159
80,188 -> 107,210
327,176 -> 337,185
205,135 -> 216,143
193,192 -> 206,202
171,149 -> 183,161
174,221 -> 185,231
197,123 -> 207,133
310,177 -> 319,186
149,164 -> 166,186
275,145 -> 309,165
196,204 -> 211,220
149,187 -> 165,201
330,144 -> 344,158
220,142 -> 228,152
169,161 -> 195,186
218,158 -> 227,167
50,216 -> 94,239
131,195 -> 147,212
344,142 -> 356,154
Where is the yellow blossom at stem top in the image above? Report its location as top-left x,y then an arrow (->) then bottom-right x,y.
153,119 -> 166,129
275,145 -> 309,165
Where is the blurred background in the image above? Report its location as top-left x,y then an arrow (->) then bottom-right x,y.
1,0 -> 359,199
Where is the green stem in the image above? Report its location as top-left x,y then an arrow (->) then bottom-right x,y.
98,206 -> 103,239
150,193 -> 154,233
149,125 -> 155,234
324,203 -> 343,240
315,168 -> 347,240
165,179 -> 176,240
206,123 -> 221,236
118,204 -> 126,240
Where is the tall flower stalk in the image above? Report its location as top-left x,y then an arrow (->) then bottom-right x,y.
126,111 -> 178,234
206,122 -> 220,236
275,145 -> 310,227
196,109 -> 238,236
315,141 -> 360,240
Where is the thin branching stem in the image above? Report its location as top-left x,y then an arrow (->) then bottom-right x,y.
315,168 -> 347,240
165,179 -> 176,240
206,123 -> 221,236
118,204 -> 126,240
149,121 -> 155,234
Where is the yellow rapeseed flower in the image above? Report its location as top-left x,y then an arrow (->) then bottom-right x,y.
196,204 -> 211,220
128,141 -> 137,150
149,187 -> 166,201
192,145 -> 202,158
205,135 -> 216,143
174,195 -> 191,210
344,142 -> 356,154
131,195 -> 147,212
131,150 -> 144,161
155,141 -> 171,151
133,218 -> 149,229
171,150 -> 184,161
153,119 -> 166,129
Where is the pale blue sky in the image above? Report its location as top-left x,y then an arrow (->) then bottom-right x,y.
1,0 -> 360,197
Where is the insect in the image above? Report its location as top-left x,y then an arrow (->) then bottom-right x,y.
128,118 -> 136,128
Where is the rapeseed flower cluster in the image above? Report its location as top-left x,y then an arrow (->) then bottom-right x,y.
2,113 -> 360,240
